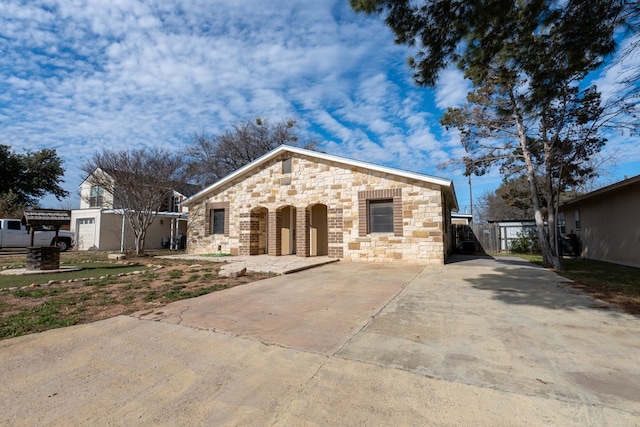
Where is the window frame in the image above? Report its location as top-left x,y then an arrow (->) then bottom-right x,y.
358,189 -> 403,237
367,199 -> 395,234
282,157 -> 292,174
89,185 -> 104,208
557,212 -> 566,235
169,194 -> 182,213
205,202 -> 230,237
211,209 -> 225,235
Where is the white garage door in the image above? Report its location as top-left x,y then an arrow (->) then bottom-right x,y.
77,218 -> 96,250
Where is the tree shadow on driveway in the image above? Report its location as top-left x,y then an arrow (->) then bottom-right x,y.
450,255 -> 626,318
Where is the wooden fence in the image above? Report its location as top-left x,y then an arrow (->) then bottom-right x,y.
452,223 -> 536,254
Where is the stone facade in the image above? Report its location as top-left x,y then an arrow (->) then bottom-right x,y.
186,150 -> 454,264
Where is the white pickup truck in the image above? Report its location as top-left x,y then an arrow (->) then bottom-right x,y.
0,219 -> 74,252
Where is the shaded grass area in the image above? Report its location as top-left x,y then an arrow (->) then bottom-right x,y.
501,254 -> 640,314
0,263 -> 148,289
556,258 -> 640,315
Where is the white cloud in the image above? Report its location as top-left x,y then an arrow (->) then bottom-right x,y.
593,35 -> 640,103
10,0 -> 636,212
434,66 -> 471,110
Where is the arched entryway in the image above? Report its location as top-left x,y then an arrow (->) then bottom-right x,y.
279,205 -> 297,255
309,204 -> 328,256
249,207 -> 268,255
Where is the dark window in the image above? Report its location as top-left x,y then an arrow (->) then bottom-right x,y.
558,212 -> 566,234
574,210 -> 581,231
90,185 -> 104,208
169,195 -> 181,212
211,209 -> 225,234
282,158 -> 291,174
7,221 -> 21,230
368,199 -> 394,233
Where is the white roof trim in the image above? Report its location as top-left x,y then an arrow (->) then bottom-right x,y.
184,145 -> 458,210
102,209 -> 188,219
560,174 -> 640,208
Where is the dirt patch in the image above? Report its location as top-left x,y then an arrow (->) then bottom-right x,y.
0,256 -> 273,339
564,280 -> 640,315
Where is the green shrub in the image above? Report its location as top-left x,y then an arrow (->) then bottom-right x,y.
509,228 -> 541,254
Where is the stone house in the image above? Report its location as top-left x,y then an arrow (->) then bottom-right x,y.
558,174 -> 640,268
183,146 -> 459,264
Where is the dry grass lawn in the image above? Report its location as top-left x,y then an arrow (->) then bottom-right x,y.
0,251 -> 272,339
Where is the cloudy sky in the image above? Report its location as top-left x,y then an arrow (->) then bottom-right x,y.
1,0 -> 638,213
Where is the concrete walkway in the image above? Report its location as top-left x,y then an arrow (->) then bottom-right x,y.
156,253 -> 339,275
132,262 -> 423,355
1,256 -> 639,425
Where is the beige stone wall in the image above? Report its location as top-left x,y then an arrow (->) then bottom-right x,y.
187,153 -> 449,264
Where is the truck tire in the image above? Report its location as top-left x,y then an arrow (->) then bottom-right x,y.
52,238 -> 71,252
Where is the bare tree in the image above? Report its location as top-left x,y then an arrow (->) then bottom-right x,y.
81,147 -> 190,255
185,118 -> 318,186
475,177 -> 535,223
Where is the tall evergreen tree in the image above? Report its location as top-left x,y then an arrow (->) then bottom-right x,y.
352,0 -> 628,269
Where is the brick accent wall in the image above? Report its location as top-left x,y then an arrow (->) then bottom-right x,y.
328,208 -> 344,258
268,210 -> 282,256
238,212 -> 251,255
297,208 -> 311,257
187,154 -> 447,264
358,189 -> 403,237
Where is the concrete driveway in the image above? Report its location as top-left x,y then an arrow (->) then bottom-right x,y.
1,256 -> 639,426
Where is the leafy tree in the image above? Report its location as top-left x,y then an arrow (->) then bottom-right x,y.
351,1 -> 625,88
186,118 -> 318,186
476,176 -> 535,223
0,145 -> 69,214
440,70 -> 610,268
352,0 -> 629,269
0,191 -> 30,218
81,147 -> 191,255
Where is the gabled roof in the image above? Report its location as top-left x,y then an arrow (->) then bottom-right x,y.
560,174 -> 640,209
80,167 -> 199,197
173,183 -> 200,198
184,145 -> 458,210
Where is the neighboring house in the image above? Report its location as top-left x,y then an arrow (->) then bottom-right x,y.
452,213 -> 473,226
558,174 -> 640,268
183,145 -> 459,265
70,170 -> 197,251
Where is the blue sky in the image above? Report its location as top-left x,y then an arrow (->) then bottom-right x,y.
1,0 -> 639,214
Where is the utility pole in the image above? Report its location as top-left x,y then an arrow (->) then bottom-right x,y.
468,173 -> 473,221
